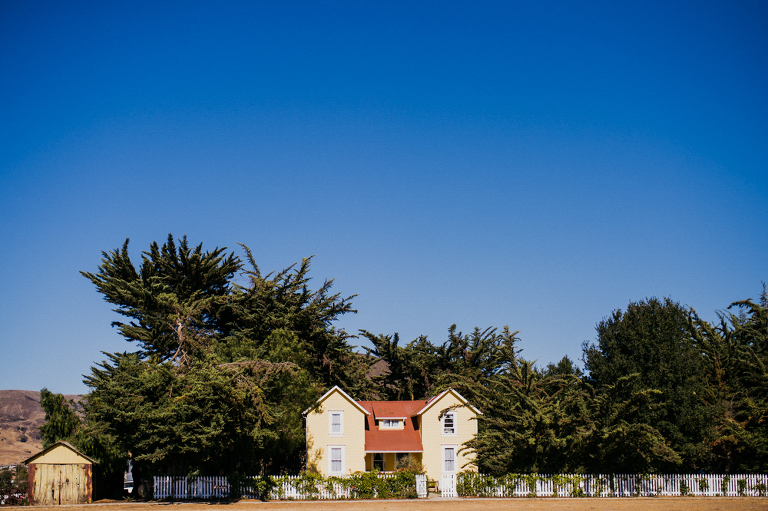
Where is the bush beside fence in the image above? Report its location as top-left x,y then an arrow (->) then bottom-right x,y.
153,472 -> 428,500
154,472 -> 767,500
445,472 -> 768,498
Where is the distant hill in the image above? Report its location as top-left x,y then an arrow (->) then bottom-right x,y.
0,390 -> 81,465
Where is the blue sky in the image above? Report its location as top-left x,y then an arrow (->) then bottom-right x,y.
1,1 -> 766,394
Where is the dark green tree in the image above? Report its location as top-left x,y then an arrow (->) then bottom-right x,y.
360,331 -> 442,400
462,359 -> 589,474
81,235 -> 242,365
362,325 -> 515,400
580,375 -> 681,473
691,286 -> 768,472
583,297 -> 710,471
0,468 -> 26,504
75,234 -> 370,479
221,247 -> 372,398
84,352 -> 310,476
543,355 -> 583,378
39,388 -> 82,448
0,470 -> 13,497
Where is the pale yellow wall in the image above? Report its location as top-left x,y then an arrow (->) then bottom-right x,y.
305,390 -> 367,475
418,392 -> 478,480
32,445 -> 91,465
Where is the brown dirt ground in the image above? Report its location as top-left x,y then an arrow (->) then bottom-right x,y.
35,498 -> 768,511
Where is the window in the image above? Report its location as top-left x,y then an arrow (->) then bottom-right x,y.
380,419 -> 401,428
329,446 -> 344,474
373,453 -> 385,471
442,412 -> 456,435
443,446 -> 456,473
329,411 -> 343,436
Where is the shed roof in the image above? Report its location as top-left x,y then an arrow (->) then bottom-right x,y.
24,441 -> 97,465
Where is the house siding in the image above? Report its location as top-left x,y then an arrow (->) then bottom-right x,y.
419,392 -> 477,480
305,390 -> 366,475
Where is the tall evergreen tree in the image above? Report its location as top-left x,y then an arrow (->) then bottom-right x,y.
81,234 -> 242,365
692,286 -> 768,472
580,375 -> 681,473
583,297 -> 710,470
362,325 -> 515,400
76,235 -> 371,479
462,359 -> 589,474
221,247 -> 371,397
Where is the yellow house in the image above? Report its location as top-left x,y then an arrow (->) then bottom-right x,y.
304,386 -> 480,480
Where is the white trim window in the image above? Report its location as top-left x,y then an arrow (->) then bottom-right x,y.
443,445 -> 457,473
329,445 -> 345,474
329,411 -> 343,436
380,419 -> 401,428
442,411 -> 456,435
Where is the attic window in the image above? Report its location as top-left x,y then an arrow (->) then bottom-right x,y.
442,412 -> 456,435
380,419 -> 401,428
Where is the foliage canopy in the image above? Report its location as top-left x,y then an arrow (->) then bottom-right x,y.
41,234 -> 768,483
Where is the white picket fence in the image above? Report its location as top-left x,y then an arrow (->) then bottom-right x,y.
154,474 -> 428,499
441,473 -> 768,498
153,475 -> 230,499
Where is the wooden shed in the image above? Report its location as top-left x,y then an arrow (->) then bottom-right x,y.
24,441 -> 96,505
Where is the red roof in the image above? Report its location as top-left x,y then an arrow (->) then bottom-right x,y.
357,400 -> 427,453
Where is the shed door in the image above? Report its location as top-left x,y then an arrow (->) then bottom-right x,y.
36,464 -> 86,505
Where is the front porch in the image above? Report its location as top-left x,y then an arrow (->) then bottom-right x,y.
365,452 -> 423,472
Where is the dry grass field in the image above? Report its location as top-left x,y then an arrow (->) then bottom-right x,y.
39,497 -> 765,511
0,390 -> 82,465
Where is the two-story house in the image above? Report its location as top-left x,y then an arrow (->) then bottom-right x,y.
303,386 -> 480,480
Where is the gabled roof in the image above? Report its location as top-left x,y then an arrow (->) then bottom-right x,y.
369,400 -> 426,419
303,387 -> 480,454
357,401 -> 425,453
24,441 -> 97,465
302,385 -> 370,416
415,388 -> 482,416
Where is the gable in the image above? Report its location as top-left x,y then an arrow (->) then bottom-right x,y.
416,388 -> 481,417
304,385 -> 370,416
25,441 -> 95,465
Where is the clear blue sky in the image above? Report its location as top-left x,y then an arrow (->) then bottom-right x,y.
1,1 -> 766,394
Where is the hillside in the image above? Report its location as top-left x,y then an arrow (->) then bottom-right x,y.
0,390 -> 81,465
